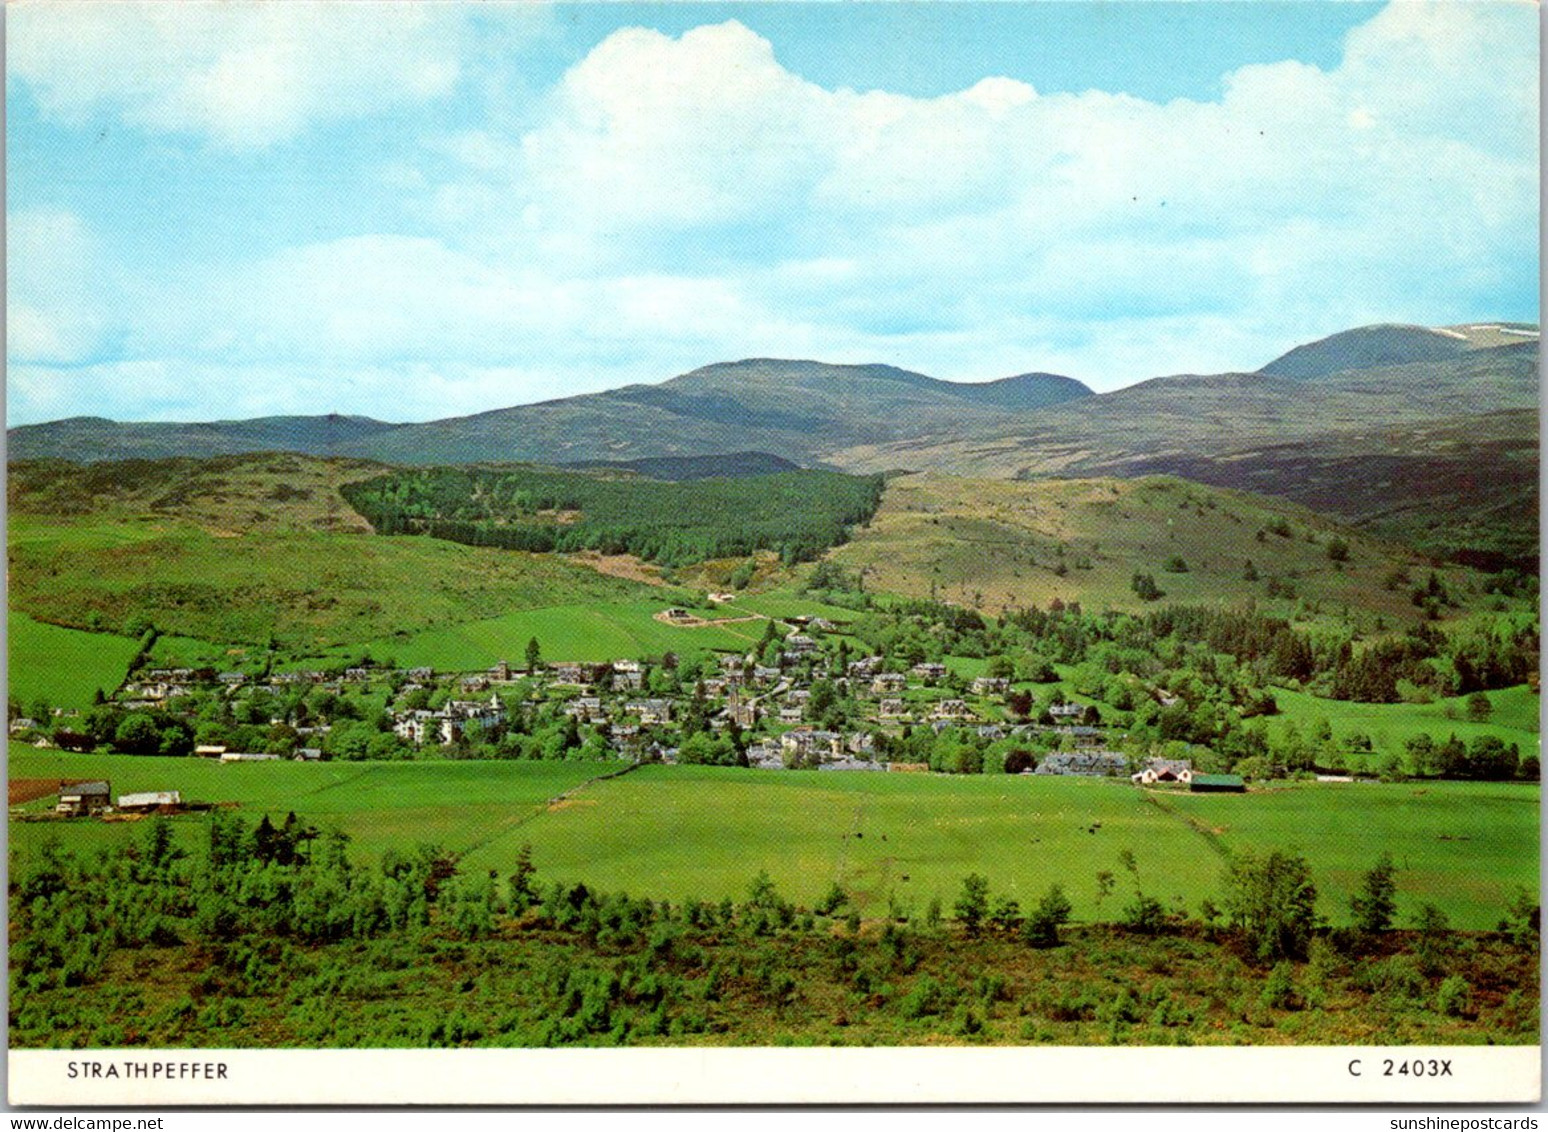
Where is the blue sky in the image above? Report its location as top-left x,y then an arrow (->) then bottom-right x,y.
6,1 -> 1538,425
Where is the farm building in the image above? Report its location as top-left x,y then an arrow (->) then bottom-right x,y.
1189,773 -> 1246,793
1132,759 -> 1194,785
56,780 -> 111,816
117,791 -> 182,813
220,752 -> 282,762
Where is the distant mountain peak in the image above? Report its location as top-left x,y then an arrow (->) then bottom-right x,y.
1258,321 -> 1534,380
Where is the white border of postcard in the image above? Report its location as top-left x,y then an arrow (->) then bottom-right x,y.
9,1046 -> 1541,1106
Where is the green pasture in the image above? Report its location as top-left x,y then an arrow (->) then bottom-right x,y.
1270,685 -> 1540,759
365,599 -> 769,668
13,747 -> 1527,928
729,592 -> 861,623
1163,779 -> 1538,931
7,614 -> 141,710
8,746 -> 611,867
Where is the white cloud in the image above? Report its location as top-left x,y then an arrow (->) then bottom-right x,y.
7,2 -> 499,148
6,3 -> 1537,424
6,209 -> 118,364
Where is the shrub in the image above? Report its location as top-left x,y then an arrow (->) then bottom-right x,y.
1349,852 -> 1398,935
1222,850 -> 1318,962
1435,975 -> 1472,1018
899,976 -> 945,1019
1121,892 -> 1166,935
1022,884 -> 1073,949
1259,962 -> 1298,1010
1131,573 -> 1163,602
1499,888 -> 1540,949
815,881 -> 848,916
953,874 -> 990,935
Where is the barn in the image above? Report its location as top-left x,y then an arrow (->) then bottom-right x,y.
56,780 -> 111,816
1189,773 -> 1246,794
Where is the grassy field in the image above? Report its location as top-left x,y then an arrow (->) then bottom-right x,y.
361,599 -> 769,669
8,746 -> 612,866
11,748 -> 1534,929
1162,781 -> 1538,930
8,614 -> 142,709
1269,684 -> 1540,760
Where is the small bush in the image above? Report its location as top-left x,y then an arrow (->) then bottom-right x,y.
1259,962 -> 1298,1010
1121,892 -> 1166,935
1435,975 -> 1471,1018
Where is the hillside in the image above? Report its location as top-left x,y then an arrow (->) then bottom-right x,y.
824,472 -> 1478,621
8,361 -> 1093,468
1086,410 -> 1539,572
5,454 -> 657,652
1258,322 -> 1539,379
7,452 -> 391,532
562,451 -> 802,480
7,323 -> 1535,573
5,413 -> 397,465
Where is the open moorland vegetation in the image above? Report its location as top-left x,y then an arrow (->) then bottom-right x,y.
826,473 -> 1495,620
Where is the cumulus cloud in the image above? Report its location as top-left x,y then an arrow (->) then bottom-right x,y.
407,4 -> 1533,384
6,2 -> 1538,423
7,1 -> 491,148
6,209 -> 119,365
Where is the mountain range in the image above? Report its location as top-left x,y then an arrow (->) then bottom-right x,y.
8,322 -> 1538,567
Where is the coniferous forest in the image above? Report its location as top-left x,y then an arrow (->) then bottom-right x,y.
340,467 -> 885,567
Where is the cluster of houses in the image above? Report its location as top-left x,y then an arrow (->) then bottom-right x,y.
42,612 -> 1256,789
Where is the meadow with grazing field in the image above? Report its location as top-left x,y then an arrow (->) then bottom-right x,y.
7,614 -> 143,710
11,747 -> 1535,930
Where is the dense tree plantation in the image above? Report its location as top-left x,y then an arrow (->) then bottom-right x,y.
340,466 -> 885,566
9,816 -> 1538,1048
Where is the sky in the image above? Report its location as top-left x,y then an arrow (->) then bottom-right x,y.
6,1 -> 1539,425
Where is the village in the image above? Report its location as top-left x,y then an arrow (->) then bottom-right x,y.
14,608 -> 1249,814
